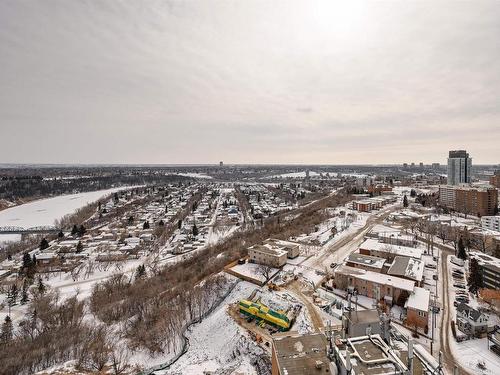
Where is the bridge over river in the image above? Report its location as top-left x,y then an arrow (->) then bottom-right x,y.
0,226 -> 60,235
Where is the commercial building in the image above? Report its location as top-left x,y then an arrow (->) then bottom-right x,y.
481,216 -> 500,232
447,150 -> 472,185
248,244 -> 287,268
332,265 -> 416,305
271,332 -> 331,375
438,185 -> 498,217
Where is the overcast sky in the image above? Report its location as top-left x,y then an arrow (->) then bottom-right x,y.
1,1 -> 499,165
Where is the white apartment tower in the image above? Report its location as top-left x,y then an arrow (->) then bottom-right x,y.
447,150 -> 472,185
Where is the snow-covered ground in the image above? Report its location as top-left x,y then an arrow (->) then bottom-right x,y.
0,186 -> 139,244
230,262 -> 280,284
445,257 -> 500,374
157,281 -> 264,375
450,337 -> 500,374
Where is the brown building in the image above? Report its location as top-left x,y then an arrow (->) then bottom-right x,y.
490,171 -> 500,189
332,265 -> 416,306
439,185 -> 498,217
405,287 -> 430,329
367,184 -> 393,194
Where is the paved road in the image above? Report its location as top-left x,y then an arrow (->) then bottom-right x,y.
439,249 -> 471,375
313,205 -> 399,268
417,236 -> 470,375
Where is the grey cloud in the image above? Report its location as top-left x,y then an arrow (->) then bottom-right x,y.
0,1 -> 499,164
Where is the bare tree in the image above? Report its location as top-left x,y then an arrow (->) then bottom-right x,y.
258,264 -> 274,283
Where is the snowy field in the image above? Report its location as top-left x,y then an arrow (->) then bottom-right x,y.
0,186 -> 139,244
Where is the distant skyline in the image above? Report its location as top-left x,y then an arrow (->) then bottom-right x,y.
1,1 -> 499,164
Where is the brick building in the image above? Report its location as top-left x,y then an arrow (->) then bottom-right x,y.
439,185 -> 498,217
490,170 -> 500,189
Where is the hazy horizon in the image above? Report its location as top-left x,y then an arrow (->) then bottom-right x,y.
1,1 -> 500,164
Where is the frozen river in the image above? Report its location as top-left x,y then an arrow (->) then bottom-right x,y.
0,186 -> 137,245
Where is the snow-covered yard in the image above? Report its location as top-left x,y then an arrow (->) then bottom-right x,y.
229,262 -> 279,284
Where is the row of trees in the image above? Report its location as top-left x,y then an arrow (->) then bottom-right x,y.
0,291 -> 133,374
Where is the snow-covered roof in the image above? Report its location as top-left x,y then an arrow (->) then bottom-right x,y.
469,251 -> 500,271
359,239 -> 422,259
335,265 -> 415,292
405,286 -> 430,312
387,256 -> 424,282
36,252 -> 57,260
347,253 -> 386,270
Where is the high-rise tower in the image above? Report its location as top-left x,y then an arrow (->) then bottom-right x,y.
447,150 -> 471,185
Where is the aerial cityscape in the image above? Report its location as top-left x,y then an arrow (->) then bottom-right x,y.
1,1 -> 499,375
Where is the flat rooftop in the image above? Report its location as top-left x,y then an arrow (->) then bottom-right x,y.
469,251 -> 500,272
335,265 -> 415,292
360,239 -> 423,259
345,309 -> 380,325
273,332 -> 330,375
249,244 -> 287,257
337,335 -> 408,375
347,253 -> 386,270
